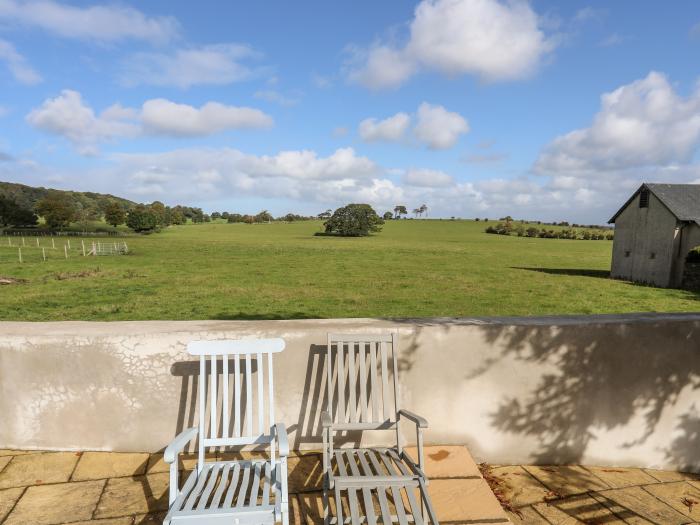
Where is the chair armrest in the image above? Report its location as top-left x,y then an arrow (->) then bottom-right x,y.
321,411 -> 333,429
164,427 -> 198,463
398,409 -> 428,428
274,423 -> 290,457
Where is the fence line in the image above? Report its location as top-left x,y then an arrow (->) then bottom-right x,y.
0,240 -> 128,263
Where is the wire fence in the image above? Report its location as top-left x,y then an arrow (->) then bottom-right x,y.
0,237 -> 129,263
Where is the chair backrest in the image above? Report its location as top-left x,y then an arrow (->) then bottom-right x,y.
325,333 -> 400,430
188,338 -> 284,461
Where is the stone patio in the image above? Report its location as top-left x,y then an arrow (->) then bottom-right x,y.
483,463 -> 700,524
0,446 -> 510,524
1,447 -> 698,524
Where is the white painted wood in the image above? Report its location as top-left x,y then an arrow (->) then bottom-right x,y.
165,338 -> 288,525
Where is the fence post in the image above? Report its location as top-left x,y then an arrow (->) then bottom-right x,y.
22,237 -> 25,247
82,240 -> 86,257
42,247 -> 46,262
92,242 -> 96,256
36,237 -> 40,247
18,247 -> 22,263
67,239 -> 71,250
52,238 -> 55,249
64,245 -> 68,259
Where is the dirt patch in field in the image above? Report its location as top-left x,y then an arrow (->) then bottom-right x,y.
49,267 -> 103,281
0,276 -> 27,285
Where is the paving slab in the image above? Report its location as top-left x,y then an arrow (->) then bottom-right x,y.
582,466 -> 658,489
94,472 -> 169,519
490,465 -> 551,508
593,485 -> 689,525
506,506 -> 552,524
0,450 -> 42,457
642,480 -> 700,520
0,457 -> 10,475
404,445 -> 482,478
643,468 -> 700,483
538,493 -> 630,524
72,452 -> 149,481
0,452 -> 80,489
0,487 -> 24,522
67,518 -> 134,525
4,479 -> 104,525
524,465 -> 610,497
288,453 -> 323,492
427,477 -> 510,522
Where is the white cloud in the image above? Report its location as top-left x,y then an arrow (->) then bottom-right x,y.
27,90 -> 273,153
0,0 -> 178,43
26,90 -> 139,155
346,0 -> 555,89
358,112 -> 411,142
413,102 -> 469,149
141,99 -> 272,137
0,38 -> 42,85
535,72 -> 700,176
121,44 -> 258,88
403,168 -> 454,187
253,89 -> 301,107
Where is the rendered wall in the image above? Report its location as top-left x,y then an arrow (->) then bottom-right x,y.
0,314 -> 698,472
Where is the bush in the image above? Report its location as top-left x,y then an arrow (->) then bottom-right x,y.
323,204 -> 384,237
687,246 -> 700,263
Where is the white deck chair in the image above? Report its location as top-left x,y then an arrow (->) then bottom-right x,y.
163,338 -> 289,525
321,333 -> 439,525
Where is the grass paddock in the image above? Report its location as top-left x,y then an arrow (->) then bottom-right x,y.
0,220 -> 697,321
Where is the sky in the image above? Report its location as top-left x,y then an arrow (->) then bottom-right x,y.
1,0 -> 700,223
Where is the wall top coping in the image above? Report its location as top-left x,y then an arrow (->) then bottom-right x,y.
1,312 -> 699,336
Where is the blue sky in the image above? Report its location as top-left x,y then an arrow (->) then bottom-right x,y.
1,0 -> 700,222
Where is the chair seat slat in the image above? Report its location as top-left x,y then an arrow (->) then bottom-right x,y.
236,463 -> 251,507
210,463 -> 231,509
222,463 -> 241,508
184,464 -> 213,511
196,463 -> 222,510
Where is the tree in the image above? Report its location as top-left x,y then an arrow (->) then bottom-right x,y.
227,213 -> 244,223
104,202 -> 126,227
413,207 -> 420,218
149,201 -> 167,226
0,196 -> 37,227
170,209 -> 186,225
255,210 -> 273,223
393,205 -> 407,219
317,209 -> 332,220
126,205 -> 157,232
211,212 -> 222,220
383,211 -> 393,220
35,192 -> 76,229
418,204 -> 428,218
323,203 -> 384,237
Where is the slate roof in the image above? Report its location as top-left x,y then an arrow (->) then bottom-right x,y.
608,183 -> 700,225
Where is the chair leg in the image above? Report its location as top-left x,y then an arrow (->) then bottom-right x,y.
323,476 -> 330,525
334,485 -> 343,525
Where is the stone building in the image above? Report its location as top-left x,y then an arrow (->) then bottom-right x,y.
609,183 -> 700,288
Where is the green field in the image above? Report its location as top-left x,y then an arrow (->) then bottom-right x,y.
0,220 -> 697,320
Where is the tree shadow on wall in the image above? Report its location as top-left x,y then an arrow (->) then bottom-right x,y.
474,320 -> 700,468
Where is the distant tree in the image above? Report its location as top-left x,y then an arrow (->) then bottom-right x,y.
393,205 -> 408,219
126,205 -> 157,232
243,214 -> 255,224
0,196 -> 37,227
255,210 -> 273,223
149,201 -> 167,226
317,209 -> 332,220
221,212 -> 230,220
419,204 -> 428,217
104,202 -> 126,227
211,211 -> 222,220
412,207 -> 420,218
35,192 -> 76,229
227,213 -> 244,223
475,218 -> 480,221
203,214 -> 211,222
170,209 -> 186,225
383,211 -> 393,220
323,204 -> 384,237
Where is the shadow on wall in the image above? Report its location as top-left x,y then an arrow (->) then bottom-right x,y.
472,321 -> 700,469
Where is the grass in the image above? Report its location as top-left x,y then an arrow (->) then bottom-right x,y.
0,220 -> 697,321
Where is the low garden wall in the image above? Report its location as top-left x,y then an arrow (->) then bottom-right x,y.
0,313 -> 698,472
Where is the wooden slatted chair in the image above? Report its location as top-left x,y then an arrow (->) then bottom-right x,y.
163,338 -> 289,525
321,333 -> 439,525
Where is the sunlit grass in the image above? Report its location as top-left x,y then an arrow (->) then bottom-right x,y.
0,220 -> 697,321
